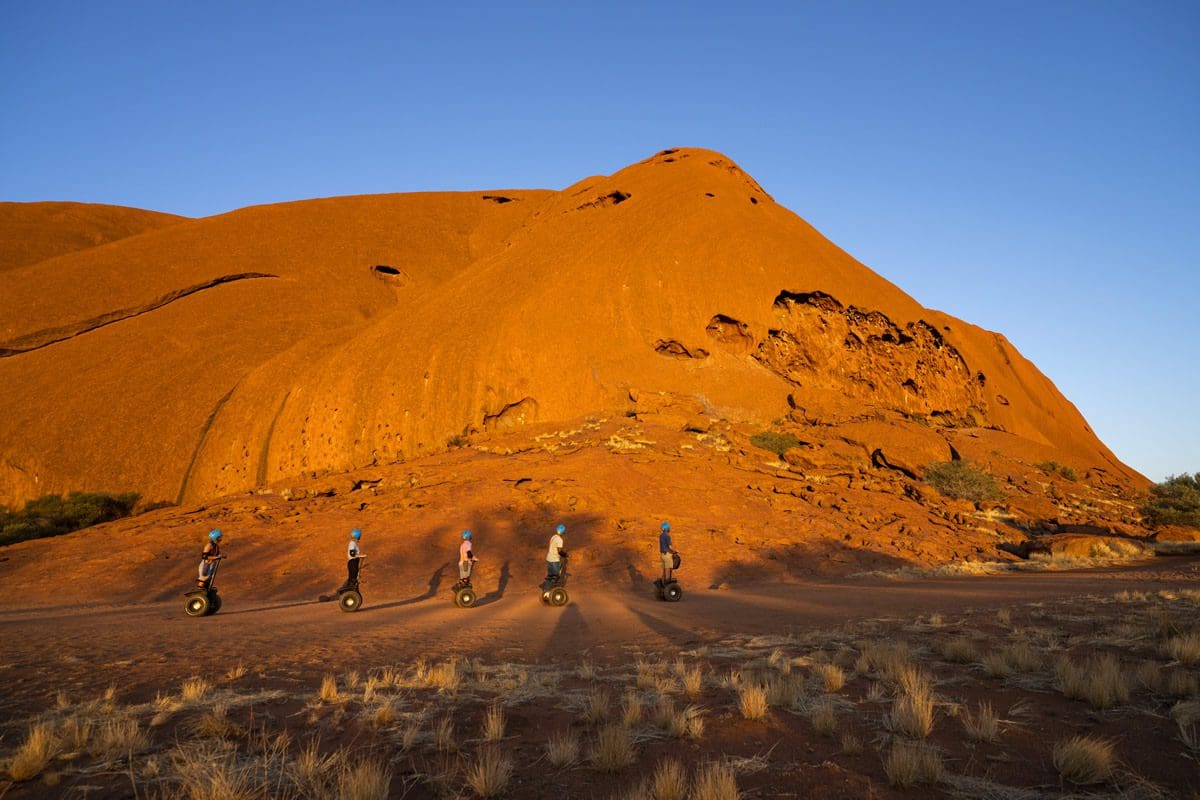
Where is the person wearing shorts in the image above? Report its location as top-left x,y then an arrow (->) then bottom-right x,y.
658,521 -> 677,582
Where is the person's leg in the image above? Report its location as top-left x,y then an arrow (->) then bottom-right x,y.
348,558 -> 360,585
197,560 -> 209,588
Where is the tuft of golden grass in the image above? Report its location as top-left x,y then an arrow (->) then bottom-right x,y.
859,641 -> 915,685
58,714 -> 93,753
483,703 -> 506,742
377,666 -> 403,688
981,651 -> 1012,678
768,648 -> 792,674
737,684 -> 769,721
398,721 -> 421,752
589,724 -> 635,772
90,716 -> 149,761
691,760 -> 740,800
1136,660 -> 1164,693
369,700 -> 396,729
681,664 -> 705,697
585,686 -> 612,725
636,660 -> 662,690
319,674 -> 340,704
621,690 -> 643,728
666,704 -> 706,740
1057,653 -> 1130,709
434,715 -> 458,753
55,691 -> 71,710
961,701 -> 999,743
464,747 -> 512,799
344,670 -> 361,690
813,663 -> 845,693
1004,641 -> 1043,673
180,676 -> 211,703
841,733 -> 863,755
191,705 -> 238,740
224,662 -> 247,682
884,740 -> 943,787
7,722 -> 59,782
577,660 -> 598,680
337,756 -> 392,800
766,674 -> 803,708
427,660 -> 461,693
1053,735 -> 1114,785
546,729 -> 580,768
648,758 -> 688,800
938,636 -> 978,664
809,698 -> 836,736
1165,632 -> 1200,665
292,738 -> 342,790
996,608 -> 1012,626
889,669 -> 935,738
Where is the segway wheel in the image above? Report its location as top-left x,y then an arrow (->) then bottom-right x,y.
549,587 -> 569,607
208,593 -> 222,614
338,590 -> 363,612
540,591 -> 551,605
664,583 -> 683,602
456,587 -> 476,608
185,594 -> 209,617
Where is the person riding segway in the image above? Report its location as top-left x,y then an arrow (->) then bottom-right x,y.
185,529 -> 225,617
540,523 -> 569,606
454,529 -> 479,608
654,521 -> 683,602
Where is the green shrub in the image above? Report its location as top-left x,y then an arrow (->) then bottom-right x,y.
1141,473 -> 1200,530
446,433 -> 468,449
0,491 -> 140,547
749,430 -> 803,458
923,460 -> 1002,502
1035,461 -> 1078,481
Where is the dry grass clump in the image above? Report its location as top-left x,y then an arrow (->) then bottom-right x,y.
809,698 -> 837,736
435,715 -> 458,753
859,641 -> 915,684
426,660 -> 462,693
1005,640 -> 1043,672
1136,660 -> 1164,693
589,724 -> 635,772
680,664 -> 705,696
482,703 -> 506,742
648,758 -> 688,800
224,662 -> 247,682
1167,669 -> 1199,698
90,715 -> 149,761
888,668 -> 935,738
1165,632 -> 1200,665
960,701 -> 999,742
691,760 -> 740,800
337,756 -> 392,800
192,705 -> 238,740
368,699 -> 396,728
319,673 -> 340,703
577,660 -> 598,680
813,663 -> 845,693
1057,653 -> 1130,709
938,636 -> 978,664
585,686 -> 612,724
841,733 -> 863,755
546,729 -> 580,768
766,674 -> 804,708
981,651 -> 1012,678
398,721 -> 421,752
767,648 -> 792,673
59,714 -> 93,753
344,670 -> 361,690
464,747 -> 513,798
621,690 -> 643,728
665,704 -> 706,740
6,722 -> 59,781
180,676 -> 211,703
292,738 -> 342,790
737,684 -> 769,721
884,740 -> 943,787
1053,735 -> 1114,785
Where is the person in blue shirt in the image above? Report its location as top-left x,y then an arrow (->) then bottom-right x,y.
658,521 -> 678,583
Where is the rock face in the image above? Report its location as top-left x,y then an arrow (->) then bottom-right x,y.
0,149 -> 1142,508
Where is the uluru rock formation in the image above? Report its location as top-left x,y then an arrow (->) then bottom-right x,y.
0,148 -> 1140,512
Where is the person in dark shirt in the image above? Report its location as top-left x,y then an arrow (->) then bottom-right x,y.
658,521 -> 678,583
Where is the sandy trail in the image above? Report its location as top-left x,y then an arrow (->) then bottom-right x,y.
4,558 -> 1197,723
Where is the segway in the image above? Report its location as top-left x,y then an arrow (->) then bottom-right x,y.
453,561 -> 478,608
654,552 -> 683,602
185,557 -> 223,617
320,555 -> 366,612
540,552 -> 569,607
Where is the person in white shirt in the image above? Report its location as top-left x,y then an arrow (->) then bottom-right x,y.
546,523 -> 566,582
458,529 -> 477,586
342,528 -> 364,590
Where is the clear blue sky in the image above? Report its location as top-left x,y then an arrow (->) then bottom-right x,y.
2,1 -> 1196,481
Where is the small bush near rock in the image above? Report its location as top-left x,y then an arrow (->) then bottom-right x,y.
749,430 -> 802,458
0,491 -> 140,547
923,460 -> 1002,502
1141,473 -> 1200,530
1035,461 -> 1078,481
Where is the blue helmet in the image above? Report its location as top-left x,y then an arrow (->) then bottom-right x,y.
462,529 -> 472,540
209,529 -> 222,542
661,521 -> 670,532
556,523 -> 566,534
350,528 -> 362,541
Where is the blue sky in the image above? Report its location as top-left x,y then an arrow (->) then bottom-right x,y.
2,1 -> 1196,481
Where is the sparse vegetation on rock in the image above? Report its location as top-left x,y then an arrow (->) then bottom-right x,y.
0,491 -> 140,546
1141,473 -> 1200,529
923,460 -> 1002,502
748,430 -> 802,458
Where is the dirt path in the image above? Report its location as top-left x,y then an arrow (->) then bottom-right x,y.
4,558 -> 1197,723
